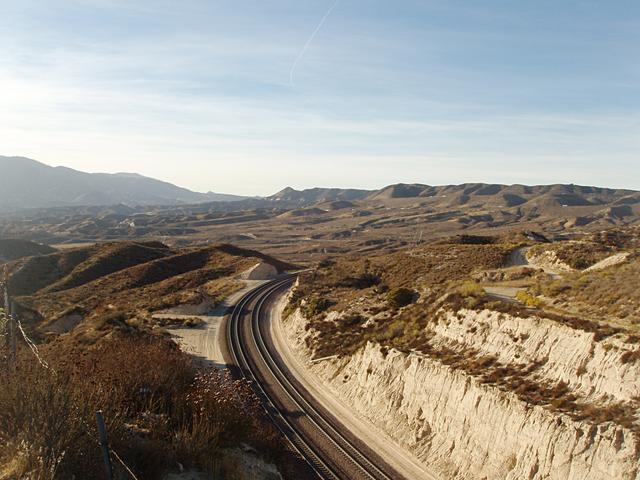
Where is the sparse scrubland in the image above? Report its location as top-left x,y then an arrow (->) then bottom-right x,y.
528,240 -> 617,270
285,228 -> 640,479
286,240 -> 514,357
0,242 -> 295,479
2,181 -> 639,265
2,204 -> 640,480
532,253 -> 640,324
0,332 -> 284,480
7,241 -> 293,340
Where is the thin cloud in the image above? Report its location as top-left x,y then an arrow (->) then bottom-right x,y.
289,0 -> 340,86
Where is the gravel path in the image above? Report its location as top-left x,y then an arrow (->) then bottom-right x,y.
163,280 -> 267,368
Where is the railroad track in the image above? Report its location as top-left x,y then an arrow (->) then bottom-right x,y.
227,276 -> 403,480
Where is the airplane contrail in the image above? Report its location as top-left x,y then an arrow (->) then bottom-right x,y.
289,0 -> 341,86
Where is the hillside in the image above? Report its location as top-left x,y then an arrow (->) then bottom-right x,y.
0,238 -> 56,262
0,178 -> 638,266
7,241 -> 296,339
0,156 -> 245,212
368,182 -> 640,208
269,187 -> 371,203
282,226 -> 640,479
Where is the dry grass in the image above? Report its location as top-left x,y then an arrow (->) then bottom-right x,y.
0,241 -> 296,479
289,237 -> 632,359
535,254 -> 640,324
292,242 -> 512,316
288,230 -> 640,432
515,290 -> 544,308
0,334 -> 284,480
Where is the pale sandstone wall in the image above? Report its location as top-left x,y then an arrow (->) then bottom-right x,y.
242,262 -> 278,280
434,309 -> 640,403
283,307 -> 639,480
525,249 -> 574,274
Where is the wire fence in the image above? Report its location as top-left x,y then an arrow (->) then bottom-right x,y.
2,284 -> 140,480
112,449 -> 141,480
16,319 -> 50,369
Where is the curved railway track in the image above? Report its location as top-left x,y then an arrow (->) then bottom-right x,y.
227,276 -> 406,480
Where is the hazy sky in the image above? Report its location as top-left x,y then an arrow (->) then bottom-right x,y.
1,0 -> 639,195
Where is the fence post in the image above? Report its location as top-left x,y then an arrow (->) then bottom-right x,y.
96,410 -> 114,480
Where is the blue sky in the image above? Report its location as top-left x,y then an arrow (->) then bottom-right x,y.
0,0 -> 638,195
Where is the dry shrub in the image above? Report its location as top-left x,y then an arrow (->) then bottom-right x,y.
539,255 -> 640,322
0,356 -> 98,479
0,335 -> 284,480
515,291 -> 543,308
387,288 -> 415,309
621,350 -> 640,365
529,241 -> 616,270
458,281 -> 485,298
174,370 -> 282,470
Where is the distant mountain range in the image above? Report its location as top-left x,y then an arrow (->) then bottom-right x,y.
0,156 -> 246,212
268,186 -> 371,203
367,182 -> 640,205
268,182 -> 640,211
1,157 -> 639,219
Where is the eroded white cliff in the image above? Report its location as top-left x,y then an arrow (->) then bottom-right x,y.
282,305 -> 640,480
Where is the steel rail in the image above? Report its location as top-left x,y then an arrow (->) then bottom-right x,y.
227,277 -> 397,480
227,277 -> 339,479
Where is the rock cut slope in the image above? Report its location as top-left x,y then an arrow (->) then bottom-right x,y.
282,229 -> 640,480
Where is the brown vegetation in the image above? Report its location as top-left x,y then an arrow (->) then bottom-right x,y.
534,254 -> 640,324
0,239 -> 55,263
289,234 -> 635,360
529,241 -> 616,270
0,331 -> 285,479
290,242 -> 512,317
7,242 -> 293,343
288,228 -> 640,434
396,342 -> 638,432
0,241 -> 298,479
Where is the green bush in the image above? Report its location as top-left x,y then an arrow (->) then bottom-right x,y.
305,297 -> 331,317
387,288 -> 415,309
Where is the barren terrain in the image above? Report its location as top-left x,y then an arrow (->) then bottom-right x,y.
1,183 -> 639,480
1,183 -> 638,264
